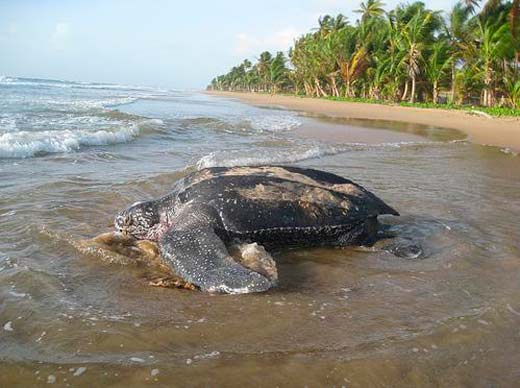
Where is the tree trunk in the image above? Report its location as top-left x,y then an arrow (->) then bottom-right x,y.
484,64 -> 492,107
329,76 -> 339,97
514,51 -> 520,79
450,64 -> 456,104
401,81 -> 409,101
345,80 -> 352,98
432,80 -> 439,104
371,86 -> 381,100
409,75 -> 416,103
315,78 -> 328,97
304,81 -> 312,96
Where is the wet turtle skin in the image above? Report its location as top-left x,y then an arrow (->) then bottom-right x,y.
114,166 -> 399,294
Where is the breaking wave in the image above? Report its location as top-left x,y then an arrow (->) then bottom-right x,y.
178,114 -> 301,135
248,115 -> 301,132
0,75 -> 168,93
0,119 -> 162,158
196,144 -> 349,169
195,140 -> 438,169
0,76 -> 172,158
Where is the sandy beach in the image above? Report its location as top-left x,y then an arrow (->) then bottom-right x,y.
207,91 -> 520,152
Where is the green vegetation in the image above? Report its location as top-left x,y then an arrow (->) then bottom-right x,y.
209,0 -> 520,114
324,95 -> 520,116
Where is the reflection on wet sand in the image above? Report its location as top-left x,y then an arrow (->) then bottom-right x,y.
296,114 -> 467,144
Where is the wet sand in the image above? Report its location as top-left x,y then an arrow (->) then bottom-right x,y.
2,91 -> 520,387
207,91 -> 520,152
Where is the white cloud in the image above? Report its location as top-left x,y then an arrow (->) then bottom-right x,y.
233,27 -> 301,57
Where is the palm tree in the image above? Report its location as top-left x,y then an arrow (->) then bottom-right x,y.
317,14 -> 348,37
444,2 -> 474,102
269,52 -> 290,94
307,37 -> 331,96
367,54 -> 391,99
462,0 -> 481,13
472,18 -> 511,105
503,76 -> 520,108
355,0 -> 386,22
464,0 -> 519,48
424,40 -> 452,103
336,28 -> 369,98
321,32 -> 341,96
211,0 -> 519,109
398,9 -> 435,102
257,51 -> 273,92
290,35 -> 316,95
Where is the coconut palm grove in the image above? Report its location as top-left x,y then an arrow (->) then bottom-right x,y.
208,0 -> 520,112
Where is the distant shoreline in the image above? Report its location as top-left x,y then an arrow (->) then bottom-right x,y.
206,91 -> 520,152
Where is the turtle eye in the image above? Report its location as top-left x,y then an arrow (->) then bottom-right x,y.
115,214 -> 131,230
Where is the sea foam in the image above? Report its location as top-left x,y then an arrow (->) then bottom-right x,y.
195,140 -> 435,169
0,124 -> 141,158
196,144 -> 349,169
0,75 -> 170,158
248,115 -> 301,132
0,76 -> 168,93
500,147 -> 518,157
180,114 -> 302,135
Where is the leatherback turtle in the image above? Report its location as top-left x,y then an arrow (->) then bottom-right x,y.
114,166 -> 402,294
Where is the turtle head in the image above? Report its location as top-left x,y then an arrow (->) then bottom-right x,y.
115,200 -> 160,240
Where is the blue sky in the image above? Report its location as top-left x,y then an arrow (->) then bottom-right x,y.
0,0 -> 458,89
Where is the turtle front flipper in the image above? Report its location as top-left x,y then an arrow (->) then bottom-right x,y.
159,203 -> 274,294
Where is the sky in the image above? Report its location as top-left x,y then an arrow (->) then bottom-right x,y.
0,0 -> 458,90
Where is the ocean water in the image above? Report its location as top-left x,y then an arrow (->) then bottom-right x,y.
1,77 -> 520,386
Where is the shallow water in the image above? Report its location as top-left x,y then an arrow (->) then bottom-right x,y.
1,78 -> 520,386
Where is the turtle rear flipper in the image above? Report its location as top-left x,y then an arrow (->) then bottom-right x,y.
229,242 -> 278,284
381,238 -> 424,259
159,203 -> 274,294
